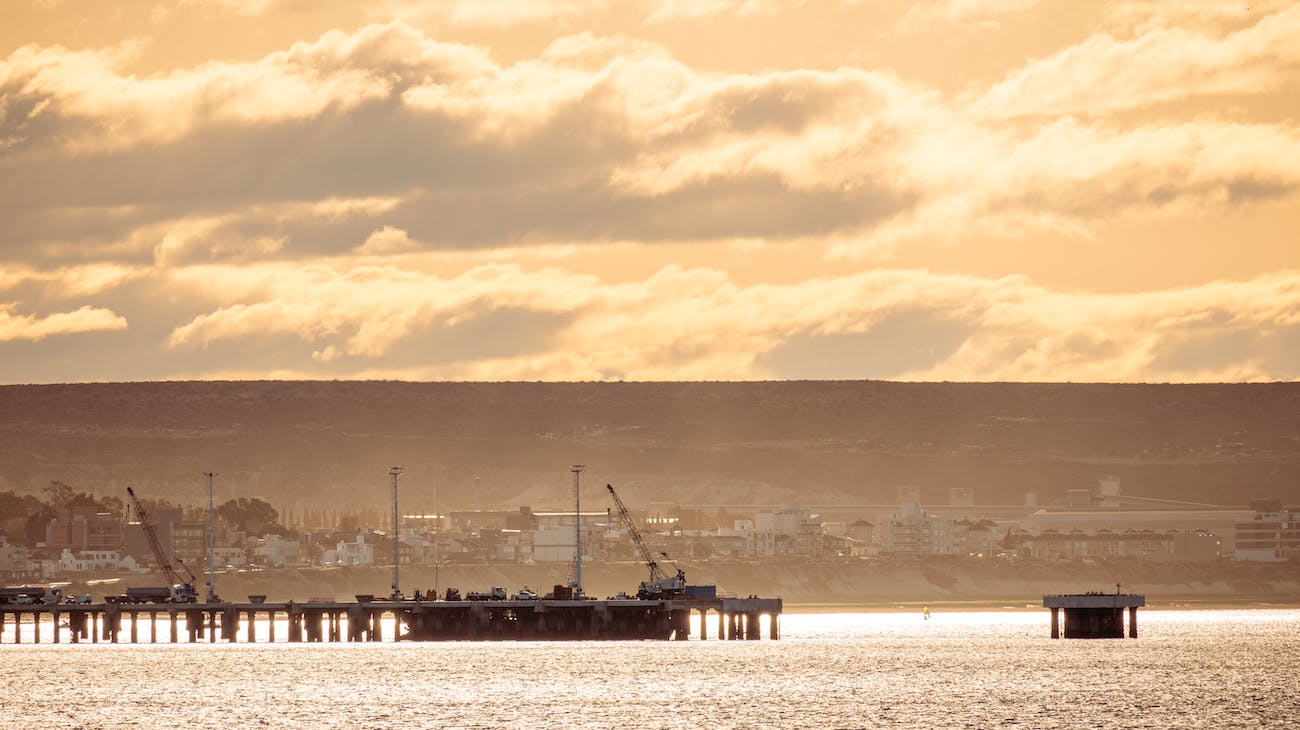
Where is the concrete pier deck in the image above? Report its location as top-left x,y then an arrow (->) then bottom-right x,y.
1043,593 -> 1145,639
0,596 -> 782,644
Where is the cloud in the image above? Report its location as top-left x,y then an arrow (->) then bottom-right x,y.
2,8 -> 1298,384
897,0 -> 1046,30
356,225 -> 419,255
0,304 -> 128,342
973,4 -> 1300,118
150,250 -> 1300,382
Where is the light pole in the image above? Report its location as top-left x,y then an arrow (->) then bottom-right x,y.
204,472 -> 218,602
389,466 -> 403,598
571,464 -> 585,598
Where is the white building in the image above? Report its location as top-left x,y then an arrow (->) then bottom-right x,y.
253,535 -> 302,568
0,536 -> 37,580
57,548 -> 142,573
755,504 -> 824,556
325,533 -> 375,566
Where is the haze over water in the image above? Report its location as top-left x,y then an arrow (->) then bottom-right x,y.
3,610 -> 1297,728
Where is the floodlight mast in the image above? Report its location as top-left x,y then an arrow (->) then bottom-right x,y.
389,466 -> 403,598
571,465 -> 585,598
204,472 -> 218,602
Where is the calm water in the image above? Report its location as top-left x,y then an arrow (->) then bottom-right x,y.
2,610 -> 1297,728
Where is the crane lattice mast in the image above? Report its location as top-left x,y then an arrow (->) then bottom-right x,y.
126,487 -> 197,588
606,483 -> 669,583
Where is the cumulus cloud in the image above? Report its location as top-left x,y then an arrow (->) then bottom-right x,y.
2,4 -> 1298,383
0,304 -> 128,342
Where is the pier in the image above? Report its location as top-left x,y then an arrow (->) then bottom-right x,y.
0,596 -> 781,644
1043,593 -> 1145,639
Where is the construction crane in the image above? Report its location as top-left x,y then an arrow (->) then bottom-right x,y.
606,483 -> 686,599
126,487 -> 198,602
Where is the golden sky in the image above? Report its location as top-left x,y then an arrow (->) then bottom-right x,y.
2,0 -> 1297,382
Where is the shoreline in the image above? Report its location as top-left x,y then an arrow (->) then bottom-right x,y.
783,598 -> 1300,613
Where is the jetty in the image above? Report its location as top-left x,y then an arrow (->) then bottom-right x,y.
1043,592 -> 1145,639
0,596 -> 781,644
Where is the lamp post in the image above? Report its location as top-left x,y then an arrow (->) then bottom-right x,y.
571,464 -> 585,598
389,466 -> 403,599
204,472 -> 218,602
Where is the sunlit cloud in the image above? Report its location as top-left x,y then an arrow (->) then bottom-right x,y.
0,304 -> 128,342
974,4 -> 1300,118
1,1 -> 1297,383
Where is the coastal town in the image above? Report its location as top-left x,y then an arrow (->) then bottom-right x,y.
2,475 -> 1295,586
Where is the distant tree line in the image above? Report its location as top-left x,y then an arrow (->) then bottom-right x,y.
0,481 -> 290,547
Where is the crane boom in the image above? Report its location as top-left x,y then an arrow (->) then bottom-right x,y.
126,487 -> 198,589
606,483 -> 668,583
606,483 -> 686,599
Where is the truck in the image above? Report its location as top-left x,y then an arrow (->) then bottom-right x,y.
0,586 -> 49,605
109,585 -> 197,604
466,587 -> 508,601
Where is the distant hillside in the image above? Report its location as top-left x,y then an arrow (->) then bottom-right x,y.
0,381 -> 1297,514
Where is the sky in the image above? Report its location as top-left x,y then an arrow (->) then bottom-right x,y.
1,0 -> 1297,383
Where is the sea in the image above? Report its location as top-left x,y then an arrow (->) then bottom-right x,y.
2,609 -> 1297,728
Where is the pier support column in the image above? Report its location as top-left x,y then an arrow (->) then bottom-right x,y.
674,610 -> 690,641
92,612 -> 99,643
372,611 -> 383,642
718,611 -> 726,640
247,610 -> 256,643
151,611 -> 157,643
1129,606 -> 1138,639
224,608 -> 239,641
288,609 -> 302,643
108,607 -> 120,643
169,611 -> 178,643
130,611 -> 138,643
769,614 -> 779,641
52,610 -> 61,644
268,610 -> 276,642
699,610 -> 708,640
1050,607 -> 1060,639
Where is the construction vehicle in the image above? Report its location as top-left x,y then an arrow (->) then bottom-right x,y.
116,487 -> 198,603
606,483 -> 687,600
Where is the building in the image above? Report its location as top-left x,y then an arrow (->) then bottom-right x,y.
253,534 -> 302,568
122,508 -> 207,569
56,548 -> 142,573
325,533 -> 375,566
45,507 -> 123,553
879,502 -> 955,556
1234,501 -> 1300,562
755,504 -> 823,556
1012,528 -> 1174,561
0,536 -> 37,581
